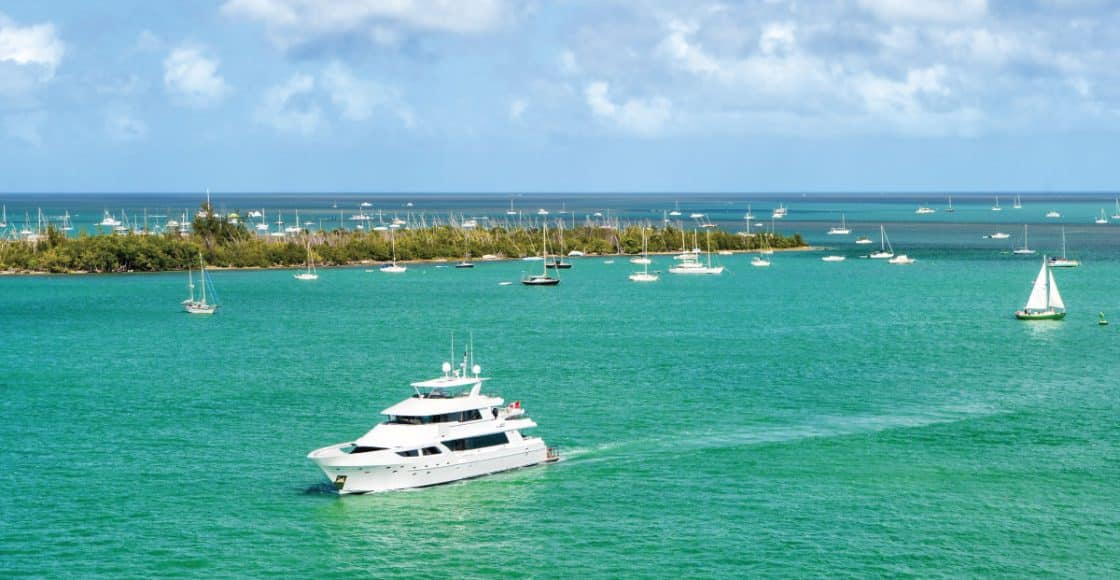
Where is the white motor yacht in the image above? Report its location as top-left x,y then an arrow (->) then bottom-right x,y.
307,351 -> 558,494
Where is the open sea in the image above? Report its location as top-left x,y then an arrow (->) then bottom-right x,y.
2,193 -> 1119,577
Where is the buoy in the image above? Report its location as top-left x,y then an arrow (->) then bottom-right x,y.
1099,312 -> 1109,326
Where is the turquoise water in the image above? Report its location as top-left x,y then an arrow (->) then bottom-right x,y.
3,217 -> 1120,576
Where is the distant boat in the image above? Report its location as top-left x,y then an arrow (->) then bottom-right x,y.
869,225 -> 894,259
668,230 -> 724,275
1045,210 -> 1061,218
522,219 -> 560,285
751,229 -> 772,267
827,213 -> 851,235
0,204 -> 6,228
1094,209 -> 1108,224
888,254 -> 916,265
821,255 -> 846,262
184,254 -> 220,314
629,229 -> 659,282
944,195 -> 955,213
855,236 -> 873,245
991,197 -> 1002,211
669,201 -> 682,217
1012,224 -> 1036,255
1012,194 -> 1022,209
772,204 -> 788,219
295,241 -> 318,280
1049,227 -> 1080,268
1015,258 -> 1065,320
99,210 -> 121,227
915,205 -> 935,214
985,232 -> 1010,240
546,222 -> 572,269
380,226 -> 407,273
1112,198 -> 1120,220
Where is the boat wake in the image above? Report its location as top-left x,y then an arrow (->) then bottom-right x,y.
563,404 -> 1003,466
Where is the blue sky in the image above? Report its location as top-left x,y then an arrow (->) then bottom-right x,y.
0,0 -> 1117,193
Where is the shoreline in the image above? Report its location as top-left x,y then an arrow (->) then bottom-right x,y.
0,246 -> 819,277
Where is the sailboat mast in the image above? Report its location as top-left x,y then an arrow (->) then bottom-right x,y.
541,220 -> 548,276
199,256 -> 208,305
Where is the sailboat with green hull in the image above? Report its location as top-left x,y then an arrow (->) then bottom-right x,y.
1015,257 -> 1065,320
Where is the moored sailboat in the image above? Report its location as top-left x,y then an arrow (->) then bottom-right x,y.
1049,227 -> 1080,268
522,216 -> 560,285
869,225 -> 894,259
295,241 -> 319,280
629,229 -> 659,282
184,254 -> 220,314
1015,258 -> 1066,320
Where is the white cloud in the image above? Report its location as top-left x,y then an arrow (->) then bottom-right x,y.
0,15 -> 65,77
584,81 -> 670,136
857,66 -> 951,115
509,98 -> 527,122
321,61 -> 405,122
656,20 -> 720,77
222,0 -> 512,49
254,73 -> 322,134
858,0 -> 987,23
105,111 -> 148,141
163,47 -> 230,108
759,23 -> 796,56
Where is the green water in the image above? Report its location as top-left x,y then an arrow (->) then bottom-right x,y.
2,254 -> 1118,576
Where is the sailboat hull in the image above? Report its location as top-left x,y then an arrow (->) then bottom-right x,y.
521,276 -> 560,285
1015,310 -> 1065,320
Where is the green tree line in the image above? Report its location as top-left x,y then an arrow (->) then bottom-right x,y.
1,213 -> 805,273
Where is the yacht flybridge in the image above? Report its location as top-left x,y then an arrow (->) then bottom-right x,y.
307,349 -> 557,494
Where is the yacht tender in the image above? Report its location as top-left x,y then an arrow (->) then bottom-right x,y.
308,353 -> 557,494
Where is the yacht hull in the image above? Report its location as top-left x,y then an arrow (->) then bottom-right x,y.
310,439 -> 550,494
1015,311 -> 1066,320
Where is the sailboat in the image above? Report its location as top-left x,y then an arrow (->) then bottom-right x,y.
380,225 -> 407,273
1112,198 -> 1120,220
1094,209 -> 1108,224
546,221 -> 572,269
295,241 -> 318,280
827,213 -> 850,235
991,197 -> 1002,211
1013,194 -> 1022,209
669,229 -> 724,275
629,229 -> 659,282
869,225 -> 894,259
1049,227 -> 1080,268
0,204 -> 7,228
751,229 -> 771,267
1015,258 -> 1066,320
522,218 -> 560,285
944,195 -> 955,213
184,254 -> 220,314
1012,224 -> 1036,255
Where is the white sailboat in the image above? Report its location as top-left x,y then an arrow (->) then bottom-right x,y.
944,195 -> 955,213
1013,194 -> 1022,209
869,225 -> 894,259
184,254 -> 220,314
1112,198 -> 1120,220
522,216 -> 560,285
1045,210 -> 1061,218
1015,258 -> 1066,320
295,241 -> 319,280
991,197 -> 1002,211
827,213 -> 850,235
668,229 -> 724,275
1094,209 -> 1108,224
380,226 -> 407,273
0,204 -> 7,228
629,229 -> 659,282
1012,225 -> 1036,255
751,230 -> 771,267
1049,227 -> 1080,268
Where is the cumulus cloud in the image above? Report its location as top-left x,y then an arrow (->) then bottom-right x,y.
222,0 -> 513,50
321,61 -> 411,125
254,73 -> 322,134
0,14 -> 65,76
584,81 -> 670,136
163,47 -> 230,108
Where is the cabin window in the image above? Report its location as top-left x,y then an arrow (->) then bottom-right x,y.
444,432 -> 509,452
395,449 -> 420,457
422,447 -> 441,456
349,446 -> 385,454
